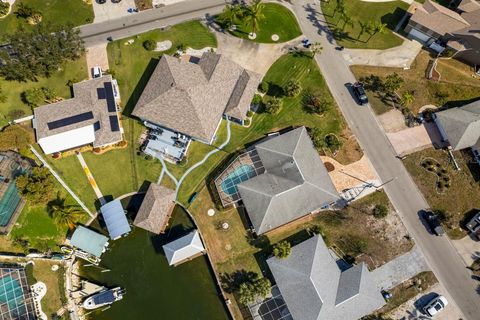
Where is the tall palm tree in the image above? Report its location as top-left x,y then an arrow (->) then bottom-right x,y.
244,0 -> 265,36
367,22 -> 388,42
310,42 -> 323,57
401,91 -> 414,106
220,4 -> 244,29
48,196 -> 84,229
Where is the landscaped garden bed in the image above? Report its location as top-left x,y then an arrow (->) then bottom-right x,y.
321,0 -> 408,50
420,158 -> 451,193
403,148 -> 480,239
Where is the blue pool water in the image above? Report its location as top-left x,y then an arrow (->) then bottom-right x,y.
220,164 -> 256,195
0,183 -> 22,227
0,275 -> 26,314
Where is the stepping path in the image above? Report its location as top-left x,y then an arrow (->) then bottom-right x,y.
76,152 -> 106,205
29,146 -> 95,218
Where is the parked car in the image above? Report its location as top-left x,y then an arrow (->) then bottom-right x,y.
423,210 -> 445,236
97,0 -> 107,3
92,66 -> 102,78
472,148 -> 480,165
423,295 -> 448,317
352,82 -> 368,105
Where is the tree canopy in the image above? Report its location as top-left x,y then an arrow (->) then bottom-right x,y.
0,24 -> 85,82
272,240 -> 291,259
238,274 -> 271,305
48,195 -> 84,229
16,167 -> 56,205
0,125 -> 34,152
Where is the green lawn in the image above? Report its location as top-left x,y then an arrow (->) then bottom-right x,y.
321,0 -> 409,49
0,0 -> 93,40
403,148 -> 480,239
0,56 -> 88,128
223,3 -> 302,43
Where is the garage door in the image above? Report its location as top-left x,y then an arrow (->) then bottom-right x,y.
408,28 -> 432,43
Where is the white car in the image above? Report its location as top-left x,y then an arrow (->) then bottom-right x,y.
92,66 -> 102,78
423,295 -> 448,317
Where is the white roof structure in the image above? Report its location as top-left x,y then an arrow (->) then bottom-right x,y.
36,125 -> 95,155
162,230 -> 205,266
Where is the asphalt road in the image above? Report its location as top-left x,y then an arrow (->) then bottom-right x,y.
291,1 -> 480,319
79,0 -> 226,47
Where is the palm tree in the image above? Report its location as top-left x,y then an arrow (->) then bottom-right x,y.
358,21 -> 369,40
367,21 -> 388,42
219,4 -> 244,29
244,0 -> 265,37
401,91 -> 414,106
310,42 -> 323,57
48,196 -> 84,229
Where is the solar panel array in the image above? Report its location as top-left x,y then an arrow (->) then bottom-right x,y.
47,111 -> 94,130
105,82 -> 117,112
109,116 -> 120,132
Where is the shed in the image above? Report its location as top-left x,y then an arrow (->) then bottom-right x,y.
162,230 -> 205,266
100,199 -> 131,240
70,226 -> 109,258
133,184 -> 176,234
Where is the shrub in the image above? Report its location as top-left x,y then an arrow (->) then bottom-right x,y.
243,118 -> 251,126
325,134 -> 342,151
246,110 -> 253,117
272,241 -> 291,259
117,140 -> 127,147
143,39 -> 156,51
308,224 -> 323,235
437,181 -> 444,188
303,92 -> 332,114
177,43 -> 187,52
251,94 -> 262,105
373,204 -> 388,219
284,79 -> 301,97
145,154 -> 153,161
309,127 -> 325,149
259,81 -> 269,93
264,97 -> 282,114
16,167 -> 56,205
0,2 -> 10,16
237,275 -> 271,305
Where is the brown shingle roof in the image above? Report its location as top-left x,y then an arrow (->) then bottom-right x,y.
133,184 -> 176,234
410,0 -> 470,35
132,53 -> 261,143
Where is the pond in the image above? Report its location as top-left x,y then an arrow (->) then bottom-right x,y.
80,197 -> 229,320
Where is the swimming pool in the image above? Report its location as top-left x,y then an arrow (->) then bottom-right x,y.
0,183 -> 22,227
220,164 -> 256,195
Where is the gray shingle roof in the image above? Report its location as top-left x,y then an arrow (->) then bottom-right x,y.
133,184 -> 176,234
132,53 -> 261,143
267,236 -> 384,320
238,127 -> 340,234
33,75 -> 122,148
435,100 -> 480,150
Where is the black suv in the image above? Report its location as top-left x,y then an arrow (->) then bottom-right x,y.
423,210 -> 445,236
352,82 -> 368,105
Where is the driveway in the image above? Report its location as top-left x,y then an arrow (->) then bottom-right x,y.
215,31 -> 301,75
92,0 -> 136,23
390,283 -> 465,320
85,44 -> 110,79
452,235 -> 480,267
342,39 -> 422,68
373,246 -> 429,290
386,122 -> 444,156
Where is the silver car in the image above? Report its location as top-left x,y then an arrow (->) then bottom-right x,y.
423,295 -> 448,317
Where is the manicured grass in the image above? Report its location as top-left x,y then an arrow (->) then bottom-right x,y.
225,3 -> 302,43
351,51 -> 480,115
0,56 -> 88,128
32,260 -> 67,318
403,148 -> 480,239
0,0 -> 93,40
321,0 -> 408,49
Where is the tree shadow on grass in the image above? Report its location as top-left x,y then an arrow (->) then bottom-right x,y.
381,7 -> 408,31
122,57 -> 159,117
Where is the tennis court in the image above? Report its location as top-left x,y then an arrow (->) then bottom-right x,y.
0,265 -> 37,320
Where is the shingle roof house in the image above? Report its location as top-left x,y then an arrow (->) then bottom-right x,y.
132,53 -> 261,144
405,0 -> 480,66
133,184 -> 176,234
33,75 -> 122,154
162,230 -> 206,266
434,100 -> 480,150
267,236 -> 384,320
237,127 -> 340,234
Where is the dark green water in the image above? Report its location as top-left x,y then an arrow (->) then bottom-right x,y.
80,200 -> 229,320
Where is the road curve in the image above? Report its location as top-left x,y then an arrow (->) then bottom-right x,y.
79,0 -> 226,47
290,1 -> 480,319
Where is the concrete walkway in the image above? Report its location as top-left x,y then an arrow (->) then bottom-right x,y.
373,246 -> 430,290
342,39 -> 422,68
76,153 -> 106,205
29,146 -> 95,218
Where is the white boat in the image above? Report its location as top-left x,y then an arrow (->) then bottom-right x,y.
82,287 -> 125,310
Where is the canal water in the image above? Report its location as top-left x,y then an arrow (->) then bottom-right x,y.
80,197 -> 229,320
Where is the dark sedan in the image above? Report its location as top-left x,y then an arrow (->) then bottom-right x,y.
423,210 -> 445,236
352,82 -> 368,105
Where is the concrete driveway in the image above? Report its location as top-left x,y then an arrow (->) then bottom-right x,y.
342,39 -> 422,68
452,235 -> 480,267
85,44 -> 110,79
92,0 -> 136,23
390,283 -> 465,320
386,123 -> 444,156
